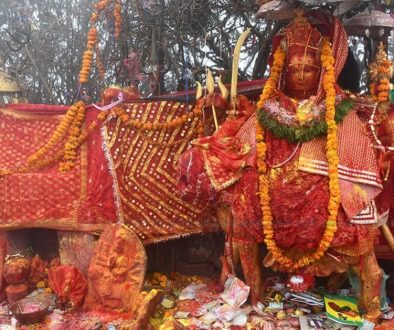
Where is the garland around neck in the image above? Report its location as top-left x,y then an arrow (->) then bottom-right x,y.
257,97 -> 354,143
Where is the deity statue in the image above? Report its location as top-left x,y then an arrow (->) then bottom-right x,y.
84,224 -> 147,312
177,11 -> 394,321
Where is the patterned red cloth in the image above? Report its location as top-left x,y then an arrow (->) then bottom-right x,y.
191,114 -> 252,191
299,110 -> 383,223
103,100 -> 219,243
0,105 -> 116,230
78,108 -> 117,224
1,101 -> 219,243
267,134 -> 375,252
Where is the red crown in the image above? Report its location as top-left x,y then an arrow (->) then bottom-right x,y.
284,11 -> 323,63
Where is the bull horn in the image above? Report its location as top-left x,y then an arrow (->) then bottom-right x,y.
218,75 -> 229,100
206,69 -> 219,131
206,69 -> 215,94
230,28 -> 251,109
196,81 -> 203,100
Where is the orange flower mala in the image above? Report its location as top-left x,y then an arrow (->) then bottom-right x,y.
26,102 -> 83,167
369,42 -> 393,102
95,47 -> 106,80
114,0 -> 122,39
79,29 -> 96,84
106,99 -> 205,136
377,78 -> 391,103
80,0 -> 122,84
256,38 -> 340,272
59,102 -> 86,172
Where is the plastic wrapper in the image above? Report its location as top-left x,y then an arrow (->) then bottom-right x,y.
213,304 -> 238,322
178,283 -> 207,301
220,276 -> 250,307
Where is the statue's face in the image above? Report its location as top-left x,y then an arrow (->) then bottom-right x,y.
285,52 -> 320,97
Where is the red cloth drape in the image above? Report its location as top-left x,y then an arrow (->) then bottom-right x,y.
48,266 -> 87,307
0,104 -> 116,230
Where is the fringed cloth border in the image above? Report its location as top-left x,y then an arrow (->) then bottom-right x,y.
0,222 -> 108,232
201,149 -> 242,191
299,111 -> 382,189
298,159 -> 383,189
298,110 -> 384,222
101,125 -> 125,224
350,200 -> 389,225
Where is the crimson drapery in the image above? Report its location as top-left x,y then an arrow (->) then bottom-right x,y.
0,104 -> 116,231
1,101 -> 219,243
48,265 -> 87,307
102,100 -> 219,243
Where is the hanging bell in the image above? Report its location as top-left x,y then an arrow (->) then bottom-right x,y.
379,28 -> 385,37
365,28 -> 370,37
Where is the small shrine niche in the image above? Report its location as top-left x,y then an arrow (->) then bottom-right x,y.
146,233 -> 224,276
3,229 -> 60,304
6,229 -> 59,261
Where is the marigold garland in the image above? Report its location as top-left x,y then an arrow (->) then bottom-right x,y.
0,101 -> 87,175
108,100 -> 204,132
369,42 -> 393,103
94,0 -> 110,12
256,38 -> 340,271
26,101 -> 84,169
377,78 -> 390,102
79,50 -> 94,84
59,101 -> 86,172
80,0 -> 119,84
87,27 -> 98,49
114,1 -> 122,39
79,27 -> 98,84
95,46 -> 106,80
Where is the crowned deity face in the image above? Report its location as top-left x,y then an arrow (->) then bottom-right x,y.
285,52 -> 321,99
